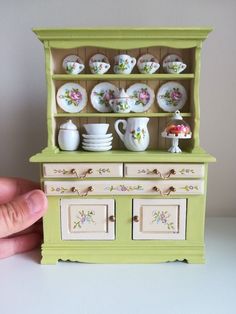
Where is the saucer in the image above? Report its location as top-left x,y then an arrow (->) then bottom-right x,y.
90,82 -> 119,112
82,133 -> 112,139
126,83 -> 155,112
89,53 -> 109,66
83,137 -> 113,144
157,82 -> 187,112
62,55 -> 84,71
82,142 -> 112,148
56,83 -> 87,113
82,145 -> 112,152
162,54 -> 183,69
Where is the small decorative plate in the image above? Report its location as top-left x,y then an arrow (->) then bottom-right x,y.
82,133 -> 113,139
89,54 -> 109,66
90,82 -> 119,112
62,55 -> 84,70
56,83 -> 87,113
162,54 -> 183,68
126,83 -> 155,112
157,82 -> 187,112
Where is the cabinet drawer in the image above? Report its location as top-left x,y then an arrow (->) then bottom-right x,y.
124,163 -> 204,178
43,163 -> 123,178
133,199 -> 186,240
61,199 -> 115,240
44,179 -> 204,196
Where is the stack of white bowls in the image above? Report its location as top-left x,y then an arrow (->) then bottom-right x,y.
82,123 -> 113,151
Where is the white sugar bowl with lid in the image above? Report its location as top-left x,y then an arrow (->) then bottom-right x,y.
109,88 -> 135,113
58,120 -> 80,151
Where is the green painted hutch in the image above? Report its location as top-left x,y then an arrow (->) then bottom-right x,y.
30,28 -> 215,264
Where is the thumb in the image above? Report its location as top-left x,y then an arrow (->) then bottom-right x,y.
0,189 -> 47,238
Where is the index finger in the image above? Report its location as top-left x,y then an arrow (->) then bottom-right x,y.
0,177 -> 40,204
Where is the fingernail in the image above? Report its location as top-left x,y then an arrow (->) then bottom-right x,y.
25,190 -> 45,214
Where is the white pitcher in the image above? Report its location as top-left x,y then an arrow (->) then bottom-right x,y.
114,117 -> 150,151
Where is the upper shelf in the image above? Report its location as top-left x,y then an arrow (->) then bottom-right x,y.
52,74 -> 195,81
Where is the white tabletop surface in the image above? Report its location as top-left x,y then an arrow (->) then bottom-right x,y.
0,217 -> 236,314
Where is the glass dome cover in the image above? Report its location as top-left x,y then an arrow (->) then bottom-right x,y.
163,110 -> 191,138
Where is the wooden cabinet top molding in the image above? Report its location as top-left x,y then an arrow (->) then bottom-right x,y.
33,28 -> 212,49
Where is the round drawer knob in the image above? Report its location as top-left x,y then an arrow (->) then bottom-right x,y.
71,168 -> 76,174
88,186 -> 94,192
71,187 -> 77,192
87,168 -> 93,174
170,169 -> 176,175
133,215 -> 139,222
109,215 -> 116,222
169,186 -> 176,192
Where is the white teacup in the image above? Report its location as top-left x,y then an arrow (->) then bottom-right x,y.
83,123 -> 109,135
138,61 -> 160,74
114,54 -> 136,74
164,61 -> 187,74
65,61 -> 85,74
90,62 -> 110,74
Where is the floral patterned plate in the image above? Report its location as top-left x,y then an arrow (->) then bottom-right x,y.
126,83 -> 155,112
90,82 -> 119,112
56,83 -> 87,113
156,82 -> 187,112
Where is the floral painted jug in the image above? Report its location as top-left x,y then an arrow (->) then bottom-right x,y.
114,117 -> 150,151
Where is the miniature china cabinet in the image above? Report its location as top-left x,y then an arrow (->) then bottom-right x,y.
30,28 -> 215,264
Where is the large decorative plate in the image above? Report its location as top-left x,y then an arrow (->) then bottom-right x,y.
157,82 -> 187,112
126,83 -> 155,112
90,82 -> 119,112
56,83 -> 87,113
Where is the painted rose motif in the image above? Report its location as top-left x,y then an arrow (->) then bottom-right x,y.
133,88 -> 151,106
59,88 -> 82,106
93,89 -> 116,107
161,87 -> 183,107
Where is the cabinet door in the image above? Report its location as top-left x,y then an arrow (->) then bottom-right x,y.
60,199 -> 115,240
133,199 -> 186,240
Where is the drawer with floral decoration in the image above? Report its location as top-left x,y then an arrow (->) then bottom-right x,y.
43,163 -> 123,178
44,179 -> 204,196
124,163 -> 204,179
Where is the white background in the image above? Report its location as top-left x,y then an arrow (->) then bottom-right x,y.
0,0 -> 235,216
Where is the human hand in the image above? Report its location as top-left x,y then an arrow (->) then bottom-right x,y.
0,177 -> 47,259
